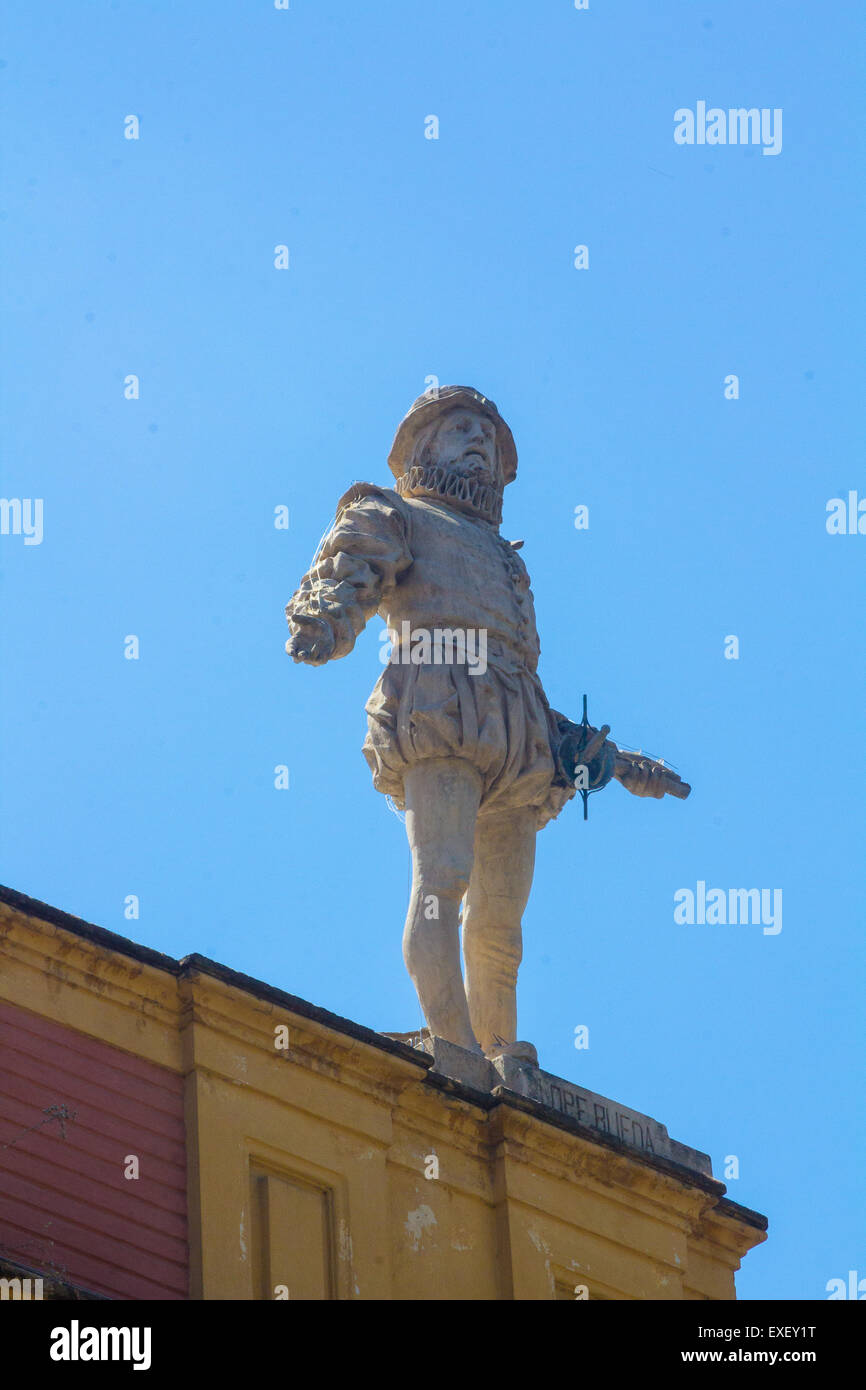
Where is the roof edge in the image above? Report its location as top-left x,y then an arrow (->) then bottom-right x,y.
0,883 -> 430,1072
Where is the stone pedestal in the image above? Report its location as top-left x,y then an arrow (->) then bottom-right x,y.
424,1036 -> 713,1178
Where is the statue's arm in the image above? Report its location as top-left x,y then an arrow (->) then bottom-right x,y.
285,488 -> 411,666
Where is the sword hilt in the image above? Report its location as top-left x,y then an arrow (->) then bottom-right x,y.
564,695 -> 691,817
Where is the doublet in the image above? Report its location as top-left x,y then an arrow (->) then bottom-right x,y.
286,483 -> 575,828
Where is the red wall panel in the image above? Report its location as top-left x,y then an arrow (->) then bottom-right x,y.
0,998 -> 188,1299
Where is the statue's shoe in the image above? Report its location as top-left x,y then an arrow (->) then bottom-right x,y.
486,1040 -> 538,1066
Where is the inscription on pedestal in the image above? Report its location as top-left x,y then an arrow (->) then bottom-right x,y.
545,1081 -> 660,1155
491,1057 -> 713,1177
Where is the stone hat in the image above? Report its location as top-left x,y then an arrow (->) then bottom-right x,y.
387,385 -> 518,484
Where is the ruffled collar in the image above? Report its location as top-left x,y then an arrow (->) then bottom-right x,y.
395,463 -> 503,526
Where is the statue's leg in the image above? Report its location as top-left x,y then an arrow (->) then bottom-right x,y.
402,757 -> 484,1054
462,806 -> 537,1055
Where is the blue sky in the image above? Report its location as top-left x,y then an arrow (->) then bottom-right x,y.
1,1 -> 864,1300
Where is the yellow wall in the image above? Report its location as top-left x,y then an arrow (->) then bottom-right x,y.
0,894 -> 766,1300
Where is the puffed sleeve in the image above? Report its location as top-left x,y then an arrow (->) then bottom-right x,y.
286,484 -> 413,659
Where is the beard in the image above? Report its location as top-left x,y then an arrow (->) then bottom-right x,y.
395,457 -> 504,525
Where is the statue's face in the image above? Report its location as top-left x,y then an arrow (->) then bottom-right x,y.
426,408 -> 500,485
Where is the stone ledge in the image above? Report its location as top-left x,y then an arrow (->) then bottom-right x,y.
421,1035 -> 713,1179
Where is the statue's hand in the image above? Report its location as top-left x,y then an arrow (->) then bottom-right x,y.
558,719 -> 616,792
285,615 -> 335,665
618,759 -> 667,799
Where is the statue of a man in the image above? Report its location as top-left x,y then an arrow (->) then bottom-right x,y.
286,387 -> 669,1062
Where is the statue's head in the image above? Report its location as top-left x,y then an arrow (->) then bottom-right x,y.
387,386 -> 517,525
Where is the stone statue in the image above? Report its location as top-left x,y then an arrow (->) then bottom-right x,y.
285,387 -> 688,1063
